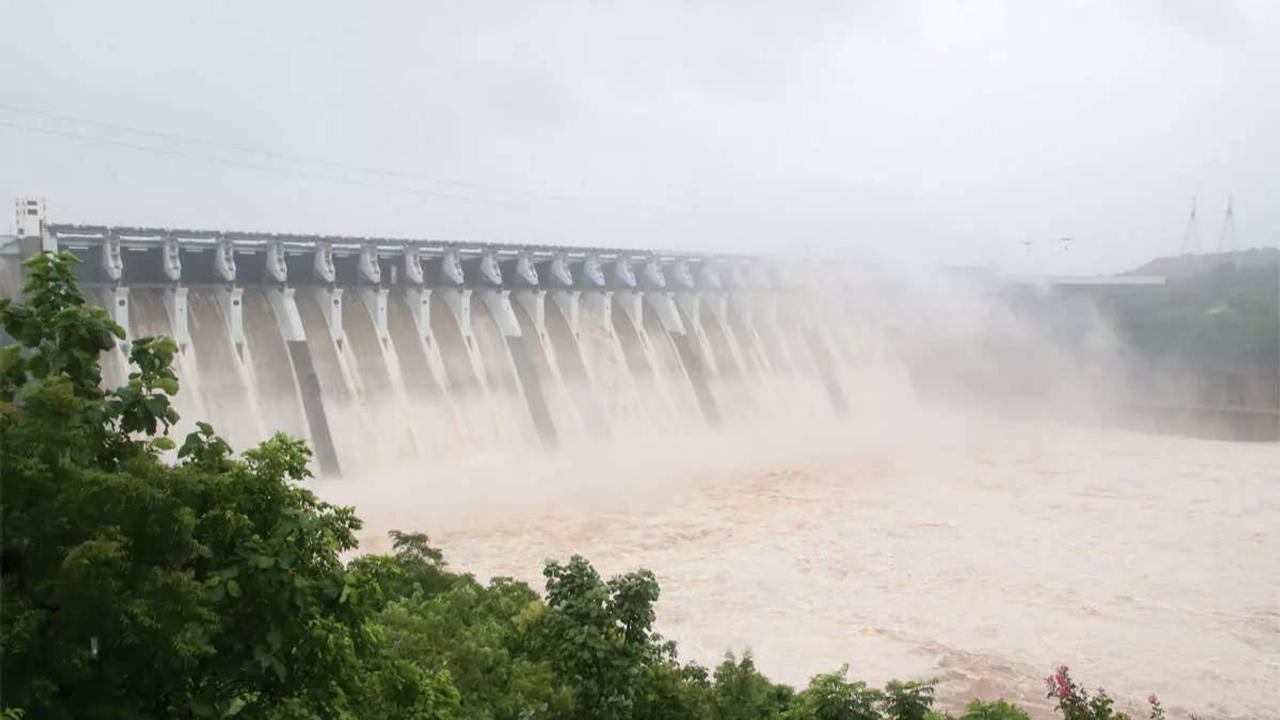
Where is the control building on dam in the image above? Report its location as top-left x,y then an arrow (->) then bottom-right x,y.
3,198 -> 853,477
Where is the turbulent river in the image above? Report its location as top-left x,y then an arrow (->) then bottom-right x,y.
321,411 -> 1280,720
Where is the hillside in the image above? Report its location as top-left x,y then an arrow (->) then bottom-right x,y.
1123,247 -> 1280,277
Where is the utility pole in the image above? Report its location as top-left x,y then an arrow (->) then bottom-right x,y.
1180,198 -> 1199,255
1218,194 -> 1237,254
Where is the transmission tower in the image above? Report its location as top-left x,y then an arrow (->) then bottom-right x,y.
1180,198 -> 1200,254
1218,194 -> 1237,253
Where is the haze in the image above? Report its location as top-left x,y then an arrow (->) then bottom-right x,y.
2,0 -> 1278,273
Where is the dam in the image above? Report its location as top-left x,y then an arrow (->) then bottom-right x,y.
4,199 -> 852,476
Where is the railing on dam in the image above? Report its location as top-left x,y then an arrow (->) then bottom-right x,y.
25,222 -> 852,477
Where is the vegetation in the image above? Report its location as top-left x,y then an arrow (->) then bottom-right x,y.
1,252 -> 1173,719
1007,258 -> 1280,378
1105,261 -> 1280,374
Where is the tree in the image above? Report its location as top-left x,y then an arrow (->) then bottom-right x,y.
958,699 -> 1031,720
0,252 -> 455,718
536,555 -> 668,719
784,666 -> 883,720
375,578 -> 568,719
882,680 -> 936,720
709,653 -> 793,720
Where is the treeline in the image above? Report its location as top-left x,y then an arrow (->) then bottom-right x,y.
1,253 -> 1162,720
1107,261 -> 1279,374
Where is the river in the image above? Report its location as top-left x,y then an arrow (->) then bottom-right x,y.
323,409 -> 1279,720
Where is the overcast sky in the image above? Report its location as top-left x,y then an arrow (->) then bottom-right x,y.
2,1 -> 1277,273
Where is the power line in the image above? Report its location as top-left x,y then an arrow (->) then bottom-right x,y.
0,102 -> 577,204
0,119 -> 520,207
0,103 -> 676,219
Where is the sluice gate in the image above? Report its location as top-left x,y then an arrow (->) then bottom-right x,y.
12,210 -> 851,477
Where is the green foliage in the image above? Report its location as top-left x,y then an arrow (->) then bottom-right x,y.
959,699 -> 1031,720
347,530 -> 461,612
1107,263 -> 1280,371
375,577 -> 568,719
0,252 -> 441,718
0,251 -> 121,403
106,334 -> 181,439
537,555 -> 664,719
709,653 -> 793,720
882,680 -> 937,720
633,660 -> 713,720
784,666 -> 883,720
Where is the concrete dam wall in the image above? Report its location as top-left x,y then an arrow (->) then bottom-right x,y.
20,221 -> 854,477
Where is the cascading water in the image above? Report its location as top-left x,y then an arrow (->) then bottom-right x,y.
188,289 -> 267,451
512,300 -> 587,446
385,293 -> 467,458
610,299 -> 679,427
241,289 -> 311,444
130,288 -> 207,440
341,293 -> 423,470
293,291 -> 371,476
428,292 -> 499,456
640,306 -> 704,422
93,282 -> 852,479
695,297 -> 759,421
542,293 -> 610,441
471,297 -> 540,449
42,223 -> 854,481
577,296 -> 648,434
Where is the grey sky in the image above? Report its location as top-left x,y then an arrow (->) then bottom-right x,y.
2,0 -> 1276,273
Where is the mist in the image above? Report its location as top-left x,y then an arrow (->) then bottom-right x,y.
4,1 -> 1280,273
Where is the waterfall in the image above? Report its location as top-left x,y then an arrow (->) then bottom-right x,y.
512,299 -> 586,446
83,278 -> 855,479
639,305 -> 703,422
188,289 -> 266,451
340,292 -> 422,472
241,290 -> 311,446
471,296 -> 540,449
543,293 -> 609,441
577,294 -> 648,434
55,242 -> 865,482
385,292 -> 466,458
129,288 -> 206,441
610,298 -> 676,427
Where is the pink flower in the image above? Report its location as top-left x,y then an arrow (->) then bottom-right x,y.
1046,666 -> 1074,701
1148,694 -> 1159,705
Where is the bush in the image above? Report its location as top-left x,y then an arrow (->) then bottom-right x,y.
958,699 -> 1031,720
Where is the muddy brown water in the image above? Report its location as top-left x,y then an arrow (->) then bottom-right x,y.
322,410 -> 1279,720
